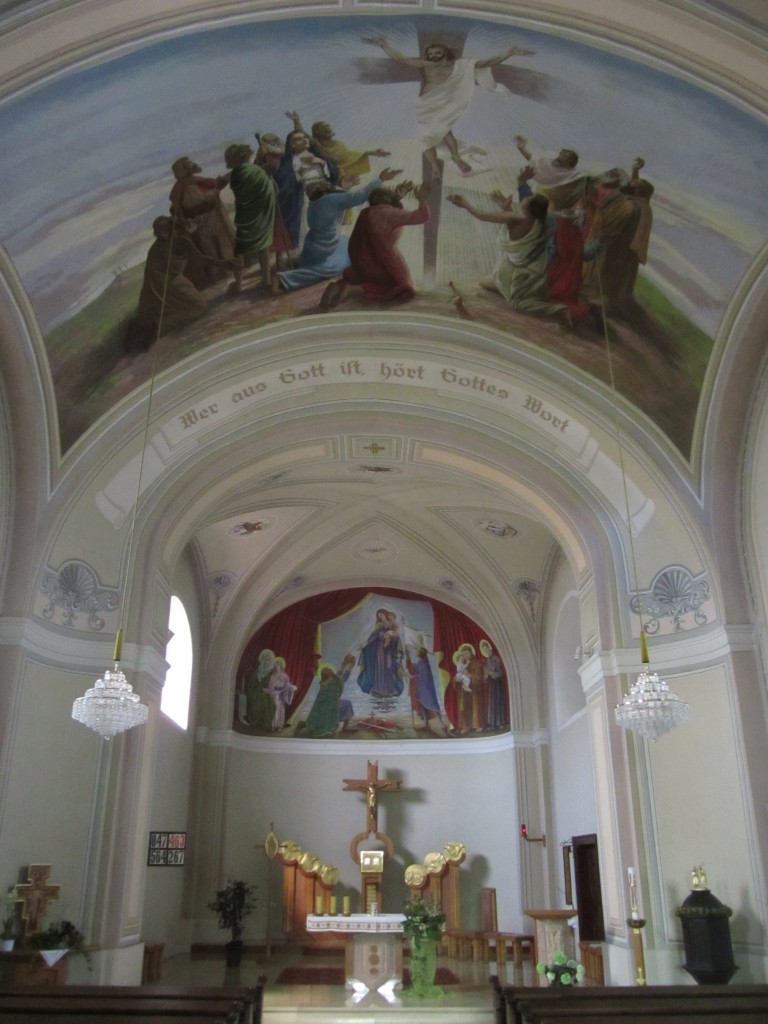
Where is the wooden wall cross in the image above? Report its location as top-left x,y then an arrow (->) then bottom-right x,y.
343,760 -> 402,835
15,864 -> 60,937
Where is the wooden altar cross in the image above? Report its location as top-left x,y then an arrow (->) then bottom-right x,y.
343,760 -> 402,836
15,864 -> 60,937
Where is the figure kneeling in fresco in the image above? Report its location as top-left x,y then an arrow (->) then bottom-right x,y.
295,664 -> 354,737
448,190 -> 573,327
319,181 -> 430,310
272,167 -> 403,296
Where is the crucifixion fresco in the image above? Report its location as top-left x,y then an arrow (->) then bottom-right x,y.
0,15 -> 766,457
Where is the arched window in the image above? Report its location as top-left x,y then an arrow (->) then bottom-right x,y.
161,596 -> 193,729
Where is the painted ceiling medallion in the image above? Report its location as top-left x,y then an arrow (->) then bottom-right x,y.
438,577 -> 465,596
477,518 -> 518,538
232,518 -> 273,535
350,437 -> 401,460
277,575 -> 309,595
354,540 -> 398,562
351,464 -> 403,475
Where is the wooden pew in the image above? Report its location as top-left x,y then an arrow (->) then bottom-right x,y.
0,995 -> 243,1016
490,974 -> 507,1024
0,979 -> 266,1024
505,983 -> 768,1024
0,1015 -> 237,1024
518,999 -> 768,1022
532,1015 -> 767,1024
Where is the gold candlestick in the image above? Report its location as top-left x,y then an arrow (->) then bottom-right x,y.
627,917 -> 647,985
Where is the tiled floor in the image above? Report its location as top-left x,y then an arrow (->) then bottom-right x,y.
158,946 -> 534,1022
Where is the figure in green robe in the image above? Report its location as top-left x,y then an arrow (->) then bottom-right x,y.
221,142 -> 275,292
301,664 -> 354,737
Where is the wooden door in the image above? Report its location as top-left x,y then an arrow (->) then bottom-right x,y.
572,833 -> 605,941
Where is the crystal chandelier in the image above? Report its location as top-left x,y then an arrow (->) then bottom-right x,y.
72,629 -> 149,740
70,219 -> 180,742
593,259 -> 692,743
615,632 -> 691,741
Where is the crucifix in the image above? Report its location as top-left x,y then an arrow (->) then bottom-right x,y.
15,864 -> 60,939
344,761 -> 403,913
344,760 -> 402,836
356,28 -> 550,287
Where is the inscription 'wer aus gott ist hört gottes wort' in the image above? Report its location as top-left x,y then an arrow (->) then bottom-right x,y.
175,360 -> 570,435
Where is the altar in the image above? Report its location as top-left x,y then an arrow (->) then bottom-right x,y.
306,913 -> 405,1000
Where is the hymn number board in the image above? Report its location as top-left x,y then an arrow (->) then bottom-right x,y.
147,831 -> 187,866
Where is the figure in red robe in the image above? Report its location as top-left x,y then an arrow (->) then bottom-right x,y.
319,181 -> 430,310
546,211 -> 591,324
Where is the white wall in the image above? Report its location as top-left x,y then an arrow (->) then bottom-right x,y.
192,743 -> 528,942
542,556 -> 599,903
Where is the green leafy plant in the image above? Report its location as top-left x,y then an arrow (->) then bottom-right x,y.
536,950 -> 585,986
208,880 -> 258,943
28,920 -> 90,963
402,897 -> 445,943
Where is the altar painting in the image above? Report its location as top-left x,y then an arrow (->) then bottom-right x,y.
1,15 -> 766,457
234,588 -> 510,739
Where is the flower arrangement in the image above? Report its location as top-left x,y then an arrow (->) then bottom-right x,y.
536,950 -> 585,986
402,897 -> 446,943
28,920 -> 91,964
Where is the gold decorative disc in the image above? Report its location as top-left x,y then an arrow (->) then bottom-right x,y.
404,864 -> 427,887
278,840 -> 302,863
425,851 -> 446,874
299,851 -> 320,874
319,864 -> 340,887
444,841 -> 466,863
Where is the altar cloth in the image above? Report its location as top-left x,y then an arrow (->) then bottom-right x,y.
307,913 -> 405,1001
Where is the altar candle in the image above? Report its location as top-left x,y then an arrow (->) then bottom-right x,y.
330,895 -> 337,915
315,894 -> 324,916
628,866 -> 639,920
342,895 -> 351,916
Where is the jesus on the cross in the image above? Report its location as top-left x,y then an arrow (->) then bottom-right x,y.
362,35 -> 535,179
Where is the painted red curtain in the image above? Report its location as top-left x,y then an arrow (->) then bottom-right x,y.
235,587 -> 509,726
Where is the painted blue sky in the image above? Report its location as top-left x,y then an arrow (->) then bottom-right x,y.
0,13 -> 766,333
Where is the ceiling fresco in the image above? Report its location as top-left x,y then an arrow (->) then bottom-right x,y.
1,13 -> 766,457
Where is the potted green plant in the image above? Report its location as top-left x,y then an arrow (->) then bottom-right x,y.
402,897 -> 446,998
536,949 -> 585,986
28,920 -> 91,965
208,879 -> 258,967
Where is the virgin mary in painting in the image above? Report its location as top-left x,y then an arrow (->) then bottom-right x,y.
356,608 -> 406,698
